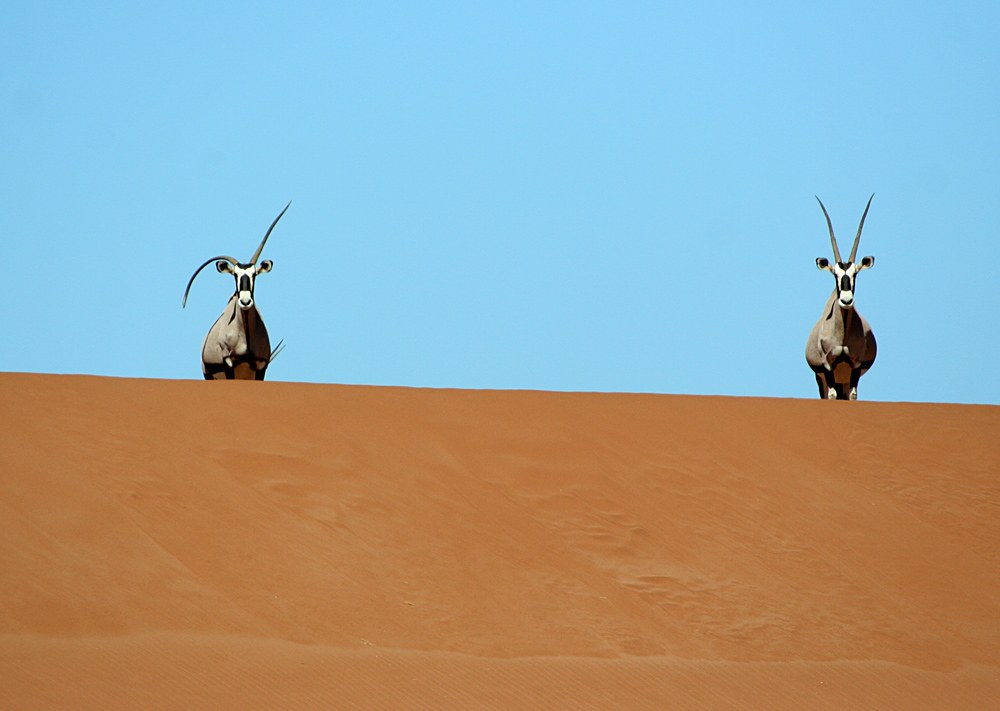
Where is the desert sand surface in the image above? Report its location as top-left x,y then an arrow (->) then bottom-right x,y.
1,372 -> 998,709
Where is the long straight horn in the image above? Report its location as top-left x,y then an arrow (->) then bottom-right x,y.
182,255 -> 238,308
815,196 -> 841,263
249,201 -> 291,265
848,193 -> 874,263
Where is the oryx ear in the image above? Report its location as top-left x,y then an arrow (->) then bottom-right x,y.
816,257 -> 831,271
216,261 -> 235,274
858,255 -> 875,270
256,260 -> 273,274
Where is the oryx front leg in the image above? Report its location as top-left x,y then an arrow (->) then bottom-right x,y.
821,367 -> 838,399
847,367 -> 864,401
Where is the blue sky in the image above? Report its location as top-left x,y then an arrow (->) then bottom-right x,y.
3,2 -> 997,403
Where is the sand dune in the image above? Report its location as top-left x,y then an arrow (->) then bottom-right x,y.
2,373 -> 998,709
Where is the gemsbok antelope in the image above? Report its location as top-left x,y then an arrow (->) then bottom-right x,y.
182,202 -> 290,380
805,195 -> 877,400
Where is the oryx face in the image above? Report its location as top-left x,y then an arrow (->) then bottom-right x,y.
217,260 -> 273,310
816,256 -> 874,310
814,194 -> 876,310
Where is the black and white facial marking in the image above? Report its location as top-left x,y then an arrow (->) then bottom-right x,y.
216,259 -> 273,310
816,255 -> 874,310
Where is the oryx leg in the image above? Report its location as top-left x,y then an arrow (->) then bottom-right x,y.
810,366 -> 836,399
822,366 -> 842,399
848,360 -> 874,401
825,376 -> 840,399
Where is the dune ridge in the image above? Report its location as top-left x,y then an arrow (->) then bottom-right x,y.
2,373 -> 998,709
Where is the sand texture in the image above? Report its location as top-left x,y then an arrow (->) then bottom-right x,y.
2,373 -> 998,709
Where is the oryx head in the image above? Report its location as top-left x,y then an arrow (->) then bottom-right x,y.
814,194 -> 875,310
213,259 -> 273,310
183,202 -> 290,311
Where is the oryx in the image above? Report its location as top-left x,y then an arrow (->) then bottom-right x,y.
182,202 -> 289,380
805,195 -> 877,400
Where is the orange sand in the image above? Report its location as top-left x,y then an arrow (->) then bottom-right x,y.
2,373 -> 998,709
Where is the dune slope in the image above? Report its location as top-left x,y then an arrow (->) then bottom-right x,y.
1,374 -> 998,709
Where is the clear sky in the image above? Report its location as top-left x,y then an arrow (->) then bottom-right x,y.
3,2 -> 997,404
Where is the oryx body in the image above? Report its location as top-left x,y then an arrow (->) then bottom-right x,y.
805,195 -> 877,400
183,203 -> 289,380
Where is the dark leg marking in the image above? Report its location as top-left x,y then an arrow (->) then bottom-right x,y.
203,362 -> 229,380
850,368 -> 862,392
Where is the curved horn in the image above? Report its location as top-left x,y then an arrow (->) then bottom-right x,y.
249,201 -> 291,265
848,193 -> 874,263
815,196 -> 841,263
182,255 -> 238,308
